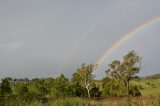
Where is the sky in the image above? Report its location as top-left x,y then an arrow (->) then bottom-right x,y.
0,0 -> 160,79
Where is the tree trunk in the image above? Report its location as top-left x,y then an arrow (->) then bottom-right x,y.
127,80 -> 130,96
87,88 -> 90,98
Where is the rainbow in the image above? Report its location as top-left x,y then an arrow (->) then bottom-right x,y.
61,1 -> 128,71
96,16 -> 160,65
61,1 -> 126,72
61,18 -> 105,71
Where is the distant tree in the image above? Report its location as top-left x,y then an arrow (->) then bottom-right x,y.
4,77 -> 13,83
0,78 -> 12,96
39,86 -> 49,97
18,85 -> 29,94
28,78 -> 49,98
54,74 -> 70,97
77,63 -> 97,98
43,78 -> 55,95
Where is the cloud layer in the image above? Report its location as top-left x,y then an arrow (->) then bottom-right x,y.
0,0 -> 160,78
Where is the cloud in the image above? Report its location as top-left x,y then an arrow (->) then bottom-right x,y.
0,0 -> 160,78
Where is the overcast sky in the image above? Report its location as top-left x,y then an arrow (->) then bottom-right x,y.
0,0 -> 160,79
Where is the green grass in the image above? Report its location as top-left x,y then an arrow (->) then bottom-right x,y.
2,97 -> 160,106
29,97 -> 160,106
132,78 -> 160,96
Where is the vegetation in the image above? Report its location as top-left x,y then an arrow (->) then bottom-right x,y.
132,77 -> 160,96
75,63 -> 97,98
104,51 -> 142,96
0,50 -> 159,105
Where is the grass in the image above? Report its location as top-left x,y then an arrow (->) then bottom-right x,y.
35,97 -> 160,106
3,97 -> 160,106
141,78 -> 160,96
131,78 -> 160,96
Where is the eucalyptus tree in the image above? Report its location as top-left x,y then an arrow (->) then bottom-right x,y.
121,51 -> 141,95
104,51 -> 142,96
104,60 -> 127,96
76,63 -> 97,98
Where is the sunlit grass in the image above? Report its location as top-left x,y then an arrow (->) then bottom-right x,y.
2,96 -> 160,106
131,78 -> 160,96
41,97 -> 160,106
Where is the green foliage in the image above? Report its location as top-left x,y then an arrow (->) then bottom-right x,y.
53,74 -> 71,97
103,51 -> 142,96
71,72 -> 86,97
76,63 -> 97,98
102,77 -> 127,96
0,78 -> 12,96
90,86 -> 101,97
17,84 -> 29,95
129,85 -> 141,96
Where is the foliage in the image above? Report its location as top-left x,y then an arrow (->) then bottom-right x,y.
129,85 -> 141,96
71,72 -> 86,97
103,51 -> 142,96
0,78 -> 12,96
102,77 -> 127,96
53,74 -> 71,97
76,63 -> 97,98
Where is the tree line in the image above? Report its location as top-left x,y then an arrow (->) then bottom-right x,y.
0,51 -> 142,104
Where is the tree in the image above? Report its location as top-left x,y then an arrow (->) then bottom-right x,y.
29,78 -> 49,98
71,73 -> 86,97
121,51 -> 141,96
105,51 -> 141,96
17,84 -> 29,95
102,77 -> 126,96
43,78 -> 55,95
54,74 -> 70,97
77,63 -> 97,98
0,78 -> 12,96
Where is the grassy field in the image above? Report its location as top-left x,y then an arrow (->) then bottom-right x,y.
141,78 -> 160,96
4,97 -> 160,106
40,97 -> 160,106
132,78 -> 160,96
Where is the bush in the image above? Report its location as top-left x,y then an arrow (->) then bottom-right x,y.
129,85 -> 141,96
